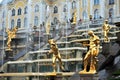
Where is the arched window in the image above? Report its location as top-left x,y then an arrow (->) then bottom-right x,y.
17,19 -> 21,28
11,19 -> 14,29
54,6 -> 58,13
54,17 -> 58,24
82,11 -> 88,20
18,8 -> 22,15
64,16 -> 67,22
12,9 -> 15,16
35,5 -> 39,12
109,8 -> 113,18
63,4 -> 67,12
24,6 -> 28,14
94,9 -> 99,19
94,0 -> 99,5
24,18 -> 27,27
34,16 -> 38,26
109,0 -> 114,5
72,1 -> 76,9
82,0 -> 87,7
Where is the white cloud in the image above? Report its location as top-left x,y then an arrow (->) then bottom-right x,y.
0,0 -> 2,3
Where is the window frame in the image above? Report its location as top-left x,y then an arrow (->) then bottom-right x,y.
17,19 -> 21,28
12,9 -> 15,16
18,8 -> 22,15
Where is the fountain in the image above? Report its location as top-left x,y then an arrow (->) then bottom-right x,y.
0,0 -> 120,80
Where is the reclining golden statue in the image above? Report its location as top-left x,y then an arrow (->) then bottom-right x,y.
48,39 -> 65,72
80,30 -> 100,73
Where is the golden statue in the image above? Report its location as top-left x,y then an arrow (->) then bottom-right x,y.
103,20 -> 111,42
45,22 -> 51,35
80,30 -> 100,73
6,27 -> 18,50
48,39 -> 65,72
72,10 -> 77,25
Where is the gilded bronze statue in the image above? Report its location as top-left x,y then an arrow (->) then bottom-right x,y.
6,27 -> 18,50
80,30 -> 100,73
48,39 -> 65,72
45,22 -> 51,35
103,20 -> 111,42
72,10 -> 77,25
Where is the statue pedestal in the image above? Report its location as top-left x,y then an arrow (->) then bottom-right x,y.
48,72 -> 62,80
102,42 -> 111,57
116,31 -> 120,41
5,49 -> 13,61
79,73 -> 99,80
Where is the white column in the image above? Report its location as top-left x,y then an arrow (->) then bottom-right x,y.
60,2 -> 64,22
100,0 -> 105,18
7,9 -> 11,29
77,0 -> 80,21
0,10 -> 1,29
27,0 -> 32,28
67,1 -> 71,21
90,0 -> 94,17
116,0 -> 119,16
40,1 -> 43,24
119,0 -> 120,16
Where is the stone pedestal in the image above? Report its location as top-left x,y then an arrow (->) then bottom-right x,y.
102,42 -> 111,57
116,32 -> 120,41
5,50 -> 13,61
49,72 -> 62,80
79,73 -> 99,80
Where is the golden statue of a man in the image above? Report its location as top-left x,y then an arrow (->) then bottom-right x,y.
72,10 -> 77,25
103,20 -> 111,42
80,30 -> 100,73
48,39 -> 65,72
45,22 -> 51,35
6,27 -> 18,50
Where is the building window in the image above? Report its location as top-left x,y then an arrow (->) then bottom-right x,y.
17,19 -> 21,28
82,0 -> 87,7
18,8 -> 22,15
11,19 -> 14,29
72,1 -> 76,9
94,0 -> 99,5
12,9 -> 15,16
94,9 -> 99,19
35,5 -> 39,12
54,17 -> 58,24
34,16 -> 38,26
64,16 -> 67,22
24,18 -> 27,27
63,4 -> 67,12
109,0 -> 114,5
109,8 -> 113,18
82,11 -> 87,20
54,6 -> 58,13
24,6 -> 28,14
2,21 -> 5,30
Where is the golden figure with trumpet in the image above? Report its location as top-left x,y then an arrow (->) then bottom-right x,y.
48,39 -> 65,72
80,30 -> 100,73
6,27 -> 18,50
